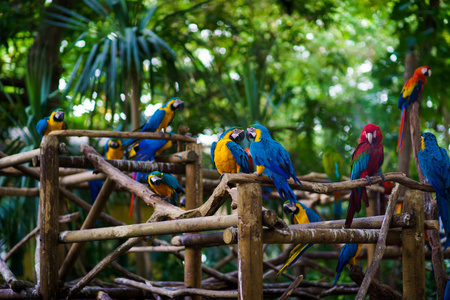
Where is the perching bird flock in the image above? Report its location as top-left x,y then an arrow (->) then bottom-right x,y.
35,65 -> 444,288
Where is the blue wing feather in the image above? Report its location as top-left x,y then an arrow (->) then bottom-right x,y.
333,243 -> 359,286
142,109 -> 166,132
211,141 -> 217,169
36,117 -> 49,136
226,141 -> 250,173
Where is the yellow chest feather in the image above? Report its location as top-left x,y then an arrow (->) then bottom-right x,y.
214,139 -> 238,174
106,148 -> 124,160
150,182 -> 174,198
157,108 -> 175,132
44,119 -> 66,136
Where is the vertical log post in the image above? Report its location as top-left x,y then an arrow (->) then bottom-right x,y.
184,143 -> 203,300
366,189 -> 381,293
237,182 -> 263,300
39,136 -> 60,300
402,189 -> 425,300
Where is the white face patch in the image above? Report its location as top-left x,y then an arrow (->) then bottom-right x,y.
421,67 -> 430,76
373,130 -> 376,138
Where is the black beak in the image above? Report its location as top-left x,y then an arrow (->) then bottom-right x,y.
231,129 -> 245,142
55,110 -> 64,121
173,99 -> 185,110
151,177 -> 162,186
246,128 -> 255,141
283,203 -> 298,215
110,141 -> 119,149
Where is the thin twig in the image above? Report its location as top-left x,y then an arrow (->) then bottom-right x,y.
278,274 -> 304,300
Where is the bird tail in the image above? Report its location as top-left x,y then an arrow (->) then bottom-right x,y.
333,270 -> 342,287
129,172 -> 138,218
333,191 -> 342,219
436,193 -> 450,250
271,172 -> 297,205
121,138 -> 138,151
397,106 -> 406,153
277,244 -> 311,276
345,188 -> 367,228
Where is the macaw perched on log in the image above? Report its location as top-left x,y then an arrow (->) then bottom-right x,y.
397,66 -> 431,153
122,97 -> 184,149
333,243 -> 363,286
148,171 -> 184,206
322,145 -> 344,218
419,132 -> 450,249
345,124 -> 384,228
128,138 -> 173,217
211,127 -> 250,175
89,138 -> 124,203
246,124 -> 301,206
36,108 -> 67,137
277,201 -> 322,275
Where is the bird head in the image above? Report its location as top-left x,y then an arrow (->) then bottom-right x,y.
52,109 -> 65,122
246,124 -> 270,142
167,97 -> 185,111
108,138 -> 122,149
221,127 -> 245,142
283,201 -> 299,215
421,132 -> 437,150
415,66 -> 431,78
360,124 -> 383,145
148,171 -> 163,186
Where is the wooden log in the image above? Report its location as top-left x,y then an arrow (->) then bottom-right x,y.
224,227 -> 402,245
59,171 -> 106,186
0,148 -> 40,169
350,265 -> 401,299
278,274 -> 303,300
171,232 -> 225,247
154,150 -> 198,163
0,289 -> 40,299
36,156 -> 186,175
0,187 -> 39,197
48,129 -> 197,142
96,291 -> 112,300
59,215 -> 237,243
0,257 -> 16,287
356,184 -> 405,299
226,172 -> 434,193
39,136 -> 60,300
59,178 -> 116,281
237,182 -> 263,299
128,246 -> 185,253
402,189 -> 425,299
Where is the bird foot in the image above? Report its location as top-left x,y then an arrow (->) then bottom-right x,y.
219,173 -> 225,182
377,172 -> 385,182
365,175 -> 373,186
253,172 -> 262,176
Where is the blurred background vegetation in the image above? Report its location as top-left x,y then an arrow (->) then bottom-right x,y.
0,0 -> 449,298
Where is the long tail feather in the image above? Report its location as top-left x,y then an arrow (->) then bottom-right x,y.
397,107 -> 405,153
129,172 -> 137,218
333,191 -> 342,218
277,244 -> 311,276
345,191 -> 357,228
333,271 -> 342,286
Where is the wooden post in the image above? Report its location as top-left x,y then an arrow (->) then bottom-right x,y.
366,189 -> 381,292
237,182 -> 263,300
402,189 -> 425,299
39,136 -> 60,300
184,142 -> 203,299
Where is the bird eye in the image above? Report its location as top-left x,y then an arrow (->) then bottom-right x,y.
421,67 -> 428,74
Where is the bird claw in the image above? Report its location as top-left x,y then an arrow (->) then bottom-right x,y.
378,172 -> 385,182
219,173 -> 225,182
253,172 -> 261,176
365,175 -> 373,186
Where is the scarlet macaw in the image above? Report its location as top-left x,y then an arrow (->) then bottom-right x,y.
148,171 -> 184,206
322,145 -> 344,218
128,138 -> 173,217
122,97 -> 184,149
211,127 -> 250,175
89,138 -> 124,203
418,132 -> 450,249
333,243 -> 363,286
345,124 -> 384,228
246,124 -> 301,206
397,66 -> 431,153
36,108 -> 67,137
278,201 -> 322,275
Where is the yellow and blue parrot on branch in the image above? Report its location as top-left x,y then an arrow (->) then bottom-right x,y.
148,171 -> 184,206
122,98 -> 184,149
418,132 -> 450,249
333,243 -> 363,286
278,201 -> 322,275
89,138 -> 124,203
211,127 -> 250,175
322,145 -> 344,218
128,138 -> 173,217
36,108 -> 67,137
246,124 -> 301,206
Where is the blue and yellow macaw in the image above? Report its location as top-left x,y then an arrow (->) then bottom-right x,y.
278,200 -> 322,275
246,124 -> 301,206
36,108 -> 67,137
397,66 -> 431,153
333,243 -> 363,286
418,132 -> 450,249
322,146 -> 344,218
211,127 -> 250,175
89,138 -> 124,203
148,171 -> 184,206
122,98 -> 184,149
128,138 -> 173,217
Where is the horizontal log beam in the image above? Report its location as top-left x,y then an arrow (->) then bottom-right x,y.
171,232 -> 226,247
223,227 -> 401,245
0,187 -> 39,197
48,130 -> 197,143
0,149 -> 40,170
59,215 -> 237,243
59,171 -> 106,186
128,246 -> 185,253
34,156 -> 186,175
155,150 -> 198,163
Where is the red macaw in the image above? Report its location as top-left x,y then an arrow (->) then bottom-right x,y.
397,66 -> 431,153
345,124 -> 384,228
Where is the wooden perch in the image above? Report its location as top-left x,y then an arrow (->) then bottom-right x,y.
80,144 -> 197,220
128,246 -> 185,253
0,257 -> 17,288
0,187 -> 39,197
59,171 -> 106,186
355,183 -> 405,299
279,274 -> 304,300
48,129 -> 197,143
350,265 -> 401,300
59,215 -> 237,243
154,150 -> 198,163
0,148 -> 40,170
